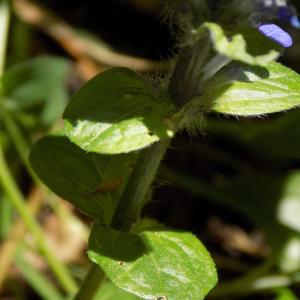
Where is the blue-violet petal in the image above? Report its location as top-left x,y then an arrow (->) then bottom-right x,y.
258,23 -> 293,47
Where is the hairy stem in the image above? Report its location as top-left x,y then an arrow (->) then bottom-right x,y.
169,37 -> 210,107
74,264 -> 105,300
74,9 -> 214,300
111,138 -> 171,231
74,139 -> 170,300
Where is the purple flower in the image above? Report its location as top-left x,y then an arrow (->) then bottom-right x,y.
258,23 -> 293,47
253,1 -> 300,48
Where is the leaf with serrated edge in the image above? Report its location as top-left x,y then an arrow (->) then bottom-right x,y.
63,67 -> 175,154
88,224 -> 217,300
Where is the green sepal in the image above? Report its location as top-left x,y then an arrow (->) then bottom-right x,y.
194,23 -> 281,65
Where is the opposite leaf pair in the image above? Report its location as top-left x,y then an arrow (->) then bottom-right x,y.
63,61 -> 300,155
29,135 -> 217,300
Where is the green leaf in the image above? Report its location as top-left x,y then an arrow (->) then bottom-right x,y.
29,134 -> 136,222
88,224 -> 217,300
1,56 -> 71,125
95,282 -> 141,300
189,62 -> 300,117
63,67 -> 175,154
198,23 -> 280,65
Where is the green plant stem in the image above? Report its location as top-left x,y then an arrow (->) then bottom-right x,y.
201,54 -> 231,83
0,187 -> 43,289
74,264 -> 105,300
2,109 -> 38,182
75,17 -> 213,300
16,252 -> 64,300
74,138 -> 171,300
111,138 -> 171,230
0,138 -> 77,294
0,0 -> 10,78
0,195 -> 12,238
169,38 -> 210,107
